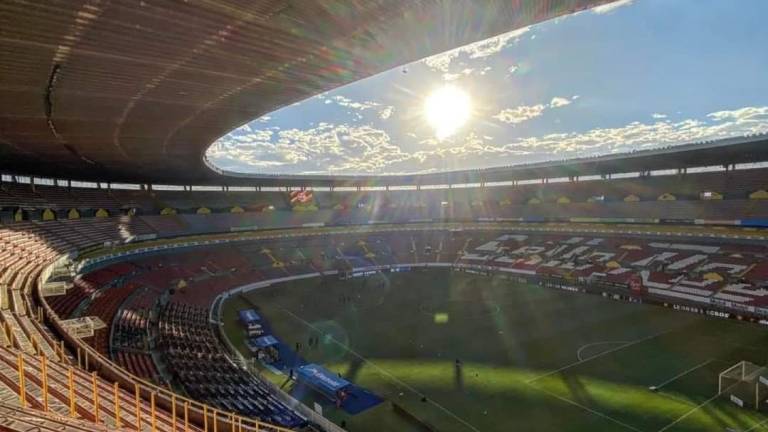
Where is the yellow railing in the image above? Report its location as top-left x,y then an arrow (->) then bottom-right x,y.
26,290 -> 296,432
13,346 -> 297,432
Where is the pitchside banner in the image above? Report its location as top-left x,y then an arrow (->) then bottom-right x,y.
730,394 -> 744,407
741,219 -> 768,227
297,364 -> 351,396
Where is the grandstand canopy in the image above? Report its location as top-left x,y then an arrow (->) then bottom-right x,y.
0,0 -> 614,185
3,0 -> 768,188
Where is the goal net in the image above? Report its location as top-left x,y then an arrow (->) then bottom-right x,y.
718,361 -> 768,410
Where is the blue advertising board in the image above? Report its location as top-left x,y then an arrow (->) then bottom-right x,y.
238,309 -> 261,325
741,219 -> 768,228
253,335 -> 278,348
246,334 -> 278,352
297,364 -> 351,395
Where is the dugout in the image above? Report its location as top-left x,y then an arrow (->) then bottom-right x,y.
247,334 -> 280,363
296,363 -> 352,404
238,309 -> 264,336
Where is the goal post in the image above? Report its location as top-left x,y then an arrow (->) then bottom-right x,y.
757,375 -> 768,411
718,361 -> 768,410
718,361 -> 743,395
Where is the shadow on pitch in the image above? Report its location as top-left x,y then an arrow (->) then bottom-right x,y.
562,373 -> 595,407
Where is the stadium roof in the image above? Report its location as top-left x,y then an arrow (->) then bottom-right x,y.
4,1 -> 767,189
1,0 -> 616,186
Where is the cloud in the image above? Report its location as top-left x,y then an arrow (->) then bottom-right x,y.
442,70 -> 469,81
494,96 -> 576,124
549,97 -> 572,108
231,128 -> 273,143
328,95 -> 379,110
413,133 -> 500,159
314,94 -> 394,122
209,105 -> 768,176
422,26 -> 530,72
231,159 -> 286,168
592,0 -> 634,14
442,66 -> 492,81
498,107 -> 768,159
493,104 -> 547,124
466,27 -> 530,59
379,106 -> 394,120
209,123 -> 413,175
442,68 -> 475,81
423,50 -> 460,73
651,113 -> 668,119
707,106 -> 768,123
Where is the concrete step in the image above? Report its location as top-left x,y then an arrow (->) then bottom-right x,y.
0,346 -> 203,432
1,311 -> 34,353
0,349 -> 74,419
0,400 -> 122,432
17,315 -> 57,358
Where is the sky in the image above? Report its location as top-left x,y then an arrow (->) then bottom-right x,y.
207,0 -> 768,176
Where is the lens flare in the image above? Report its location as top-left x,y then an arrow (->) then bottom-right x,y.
424,85 -> 472,139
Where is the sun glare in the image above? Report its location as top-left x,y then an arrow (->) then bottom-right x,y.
424,85 -> 472,140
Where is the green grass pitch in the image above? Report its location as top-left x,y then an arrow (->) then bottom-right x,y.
220,269 -> 768,432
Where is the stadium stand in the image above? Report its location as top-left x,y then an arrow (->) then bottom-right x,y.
0,152 -> 766,432
0,0 -> 767,430
1,166 -> 767,231
0,209 -> 304,432
158,303 -> 306,429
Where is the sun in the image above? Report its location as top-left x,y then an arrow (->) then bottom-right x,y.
424,85 -> 472,140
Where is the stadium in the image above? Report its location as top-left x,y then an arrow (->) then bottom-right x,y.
1,1 -> 768,431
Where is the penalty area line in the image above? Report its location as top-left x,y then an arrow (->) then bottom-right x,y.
653,358 -> 715,390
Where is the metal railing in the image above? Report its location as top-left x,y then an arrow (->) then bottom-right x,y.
25,277 -> 297,432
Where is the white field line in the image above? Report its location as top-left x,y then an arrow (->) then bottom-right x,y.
525,382 -> 643,432
576,341 -> 629,361
654,359 -> 715,390
657,382 -> 741,432
657,389 -> 695,406
527,329 -> 672,384
282,308 -> 480,432
741,416 -> 768,432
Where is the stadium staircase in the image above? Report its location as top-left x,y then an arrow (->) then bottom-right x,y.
0,400 -> 119,432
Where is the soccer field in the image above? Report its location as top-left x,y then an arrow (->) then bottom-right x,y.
221,269 -> 768,432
